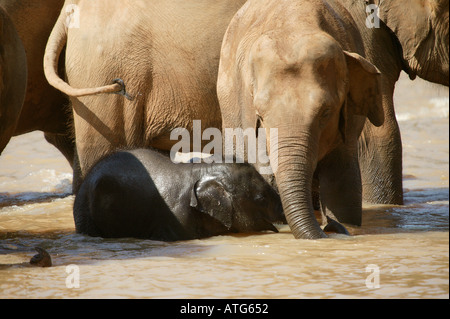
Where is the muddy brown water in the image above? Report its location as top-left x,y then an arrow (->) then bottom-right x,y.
0,74 -> 448,299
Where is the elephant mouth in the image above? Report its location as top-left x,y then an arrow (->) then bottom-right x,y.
262,218 -> 280,233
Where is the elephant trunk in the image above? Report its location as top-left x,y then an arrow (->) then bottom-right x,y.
273,131 -> 327,239
43,8 -> 122,98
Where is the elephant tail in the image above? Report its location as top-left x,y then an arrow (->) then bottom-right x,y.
44,8 -> 130,99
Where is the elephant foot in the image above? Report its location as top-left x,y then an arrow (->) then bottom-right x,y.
323,216 -> 350,235
29,247 -> 52,267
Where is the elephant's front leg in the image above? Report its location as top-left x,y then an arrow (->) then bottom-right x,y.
317,144 -> 363,228
358,110 -> 404,206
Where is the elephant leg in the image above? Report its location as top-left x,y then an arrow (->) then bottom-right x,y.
323,216 -> 350,235
317,145 -> 363,226
71,146 -> 83,195
44,131 -> 75,167
359,114 -> 404,205
44,131 -> 82,195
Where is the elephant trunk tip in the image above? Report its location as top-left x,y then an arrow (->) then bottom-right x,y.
287,214 -> 328,239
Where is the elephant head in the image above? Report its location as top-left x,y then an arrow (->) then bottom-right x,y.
190,163 -> 285,234
244,33 -> 383,239
373,0 -> 449,86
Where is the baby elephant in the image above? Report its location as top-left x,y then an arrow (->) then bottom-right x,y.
73,149 -> 285,241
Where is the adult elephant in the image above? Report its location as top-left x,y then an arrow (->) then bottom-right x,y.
0,6 -> 27,153
0,0 -> 73,164
44,0 -> 247,187
341,0 -> 449,205
217,0 -> 384,239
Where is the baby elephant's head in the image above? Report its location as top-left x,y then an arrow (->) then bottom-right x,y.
190,163 -> 285,234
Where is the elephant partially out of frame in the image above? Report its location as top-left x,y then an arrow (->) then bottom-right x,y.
341,0 -> 449,205
0,0 -> 72,163
0,6 -> 27,153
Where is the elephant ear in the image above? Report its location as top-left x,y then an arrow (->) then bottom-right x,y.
190,177 -> 234,230
343,51 -> 384,127
376,0 -> 432,64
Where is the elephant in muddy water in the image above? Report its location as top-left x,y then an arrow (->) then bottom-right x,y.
338,0 -> 449,205
0,6 -> 27,154
217,0 -> 384,239
0,0 -> 73,164
44,0 -> 247,191
73,148 -> 285,241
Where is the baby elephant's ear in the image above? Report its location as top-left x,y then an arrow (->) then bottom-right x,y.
190,178 -> 233,229
344,51 -> 384,127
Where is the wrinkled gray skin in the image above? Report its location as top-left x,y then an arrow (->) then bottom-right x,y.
341,0 -> 449,205
74,149 -> 285,241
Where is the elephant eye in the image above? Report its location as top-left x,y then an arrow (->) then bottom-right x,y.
319,107 -> 333,126
320,107 -> 331,119
254,194 -> 265,202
